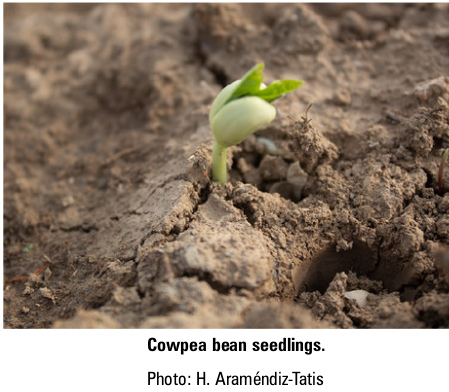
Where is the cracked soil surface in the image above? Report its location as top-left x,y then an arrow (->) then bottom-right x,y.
4,3 -> 449,328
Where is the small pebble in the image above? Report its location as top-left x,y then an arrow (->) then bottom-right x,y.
345,289 -> 369,308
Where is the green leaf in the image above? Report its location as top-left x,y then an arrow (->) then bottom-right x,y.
22,244 -> 33,253
226,63 -> 265,103
252,79 -> 304,102
225,63 -> 303,104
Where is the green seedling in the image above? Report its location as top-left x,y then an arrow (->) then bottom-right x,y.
256,136 -> 284,156
438,147 -> 449,195
22,244 -> 33,253
209,63 -> 303,184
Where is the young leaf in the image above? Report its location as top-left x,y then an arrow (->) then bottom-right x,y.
226,63 -> 265,103
225,63 -> 303,104
252,79 -> 304,102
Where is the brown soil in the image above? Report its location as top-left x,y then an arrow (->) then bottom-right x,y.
4,3 -> 449,329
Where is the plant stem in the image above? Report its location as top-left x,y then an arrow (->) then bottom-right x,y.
438,148 -> 449,195
212,141 -> 228,184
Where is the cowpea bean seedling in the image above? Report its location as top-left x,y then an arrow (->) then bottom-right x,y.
209,63 -> 303,184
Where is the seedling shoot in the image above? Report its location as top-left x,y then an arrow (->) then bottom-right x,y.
209,63 -> 303,184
